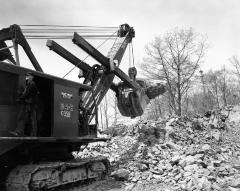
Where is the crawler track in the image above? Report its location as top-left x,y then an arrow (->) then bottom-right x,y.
6,156 -> 110,191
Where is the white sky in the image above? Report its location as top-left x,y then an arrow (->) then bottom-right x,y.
1,0 -> 240,78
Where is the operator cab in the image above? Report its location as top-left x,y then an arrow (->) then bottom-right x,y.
0,62 -> 92,138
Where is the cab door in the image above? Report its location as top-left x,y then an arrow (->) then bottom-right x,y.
53,83 -> 79,137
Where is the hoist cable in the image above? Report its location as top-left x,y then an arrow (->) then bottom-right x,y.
63,30 -> 118,78
128,43 -> 132,68
131,42 -> 135,67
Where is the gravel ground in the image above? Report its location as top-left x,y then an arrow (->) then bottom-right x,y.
76,105 -> 240,191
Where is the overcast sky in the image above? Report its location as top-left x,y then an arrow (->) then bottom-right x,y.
1,0 -> 240,79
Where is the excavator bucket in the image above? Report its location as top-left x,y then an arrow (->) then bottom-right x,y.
117,89 -> 132,117
129,89 -> 150,117
116,80 -> 166,118
117,87 -> 150,118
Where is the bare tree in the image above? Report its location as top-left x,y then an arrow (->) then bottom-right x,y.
141,28 -> 207,116
113,96 -> 118,125
230,56 -> 240,80
193,67 -> 237,112
99,91 -> 121,128
103,96 -> 109,129
204,70 -> 220,109
99,103 -> 104,130
229,56 -> 240,105
146,97 -> 162,120
218,65 -> 228,106
109,92 -> 119,126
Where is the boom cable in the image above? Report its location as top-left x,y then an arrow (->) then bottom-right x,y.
24,35 -> 117,40
62,30 -> 118,78
21,25 -> 118,40
7,24 -> 119,77
20,24 -> 118,29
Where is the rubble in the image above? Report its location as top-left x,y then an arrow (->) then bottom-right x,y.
76,105 -> 240,191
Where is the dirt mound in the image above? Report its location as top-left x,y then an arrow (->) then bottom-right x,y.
75,105 -> 240,191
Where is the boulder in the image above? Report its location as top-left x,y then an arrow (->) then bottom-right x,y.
192,119 -> 203,130
111,169 -> 130,181
201,144 -> 211,152
229,178 -> 240,188
184,155 -> 195,166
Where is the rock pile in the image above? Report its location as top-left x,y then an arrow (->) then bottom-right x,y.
76,105 -> 240,191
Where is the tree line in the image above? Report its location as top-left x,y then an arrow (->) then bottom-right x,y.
99,27 -> 240,128
142,28 -> 240,119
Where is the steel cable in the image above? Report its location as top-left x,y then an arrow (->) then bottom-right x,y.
24,35 -> 117,40
21,25 -> 118,40
131,42 -> 135,67
20,24 -> 118,29
62,30 -> 118,78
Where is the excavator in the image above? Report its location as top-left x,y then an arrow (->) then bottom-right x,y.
0,23 -> 165,190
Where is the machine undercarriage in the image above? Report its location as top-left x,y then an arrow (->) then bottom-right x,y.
7,157 -> 110,191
